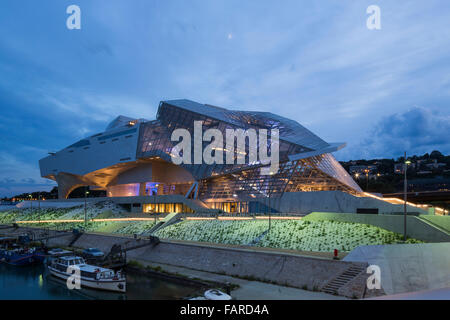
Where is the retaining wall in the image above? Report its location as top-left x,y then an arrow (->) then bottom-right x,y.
303,212 -> 450,243
3,227 -> 369,298
278,191 -> 427,215
344,243 -> 450,295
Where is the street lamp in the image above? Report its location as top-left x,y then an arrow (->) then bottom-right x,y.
29,194 -> 32,210
364,169 -> 370,190
268,193 -> 271,232
84,187 -> 89,228
403,153 -> 411,241
38,192 -> 41,224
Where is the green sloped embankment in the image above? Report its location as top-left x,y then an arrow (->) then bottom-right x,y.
303,212 -> 450,243
155,219 -> 422,252
418,215 -> 450,234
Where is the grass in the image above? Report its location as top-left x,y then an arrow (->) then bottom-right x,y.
0,203 -> 157,235
1,206 -> 426,253
155,219 -> 423,252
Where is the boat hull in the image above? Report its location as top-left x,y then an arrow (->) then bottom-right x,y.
0,251 -> 46,266
1,254 -> 36,266
48,267 -> 126,293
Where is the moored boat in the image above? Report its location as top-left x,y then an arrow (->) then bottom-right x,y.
47,248 -> 73,257
0,247 -> 46,266
204,289 -> 232,300
47,256 -> 126,293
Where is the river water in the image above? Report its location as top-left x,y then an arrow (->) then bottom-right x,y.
0,264 -> 201,300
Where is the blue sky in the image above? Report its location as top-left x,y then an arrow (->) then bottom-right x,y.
0,0 -> 449,197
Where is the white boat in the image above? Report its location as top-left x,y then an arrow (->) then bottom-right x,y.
204,289 -> 232,300
189,296 -> 207,300
47,256 -> 126,293
47,248 -> 73,256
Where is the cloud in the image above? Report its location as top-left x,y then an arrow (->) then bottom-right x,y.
21,178 -> 35,184
0,178 -> 15,184
358,107 -> 450,159
0,152 -> 54,196
1,0 -> 450,194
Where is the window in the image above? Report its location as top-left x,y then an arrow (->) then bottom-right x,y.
67,139 -> 90,148
98,128 -> 137,141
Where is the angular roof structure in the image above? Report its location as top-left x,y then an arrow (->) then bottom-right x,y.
39,99 -> 362,200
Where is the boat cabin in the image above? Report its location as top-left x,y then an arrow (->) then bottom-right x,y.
51,256 -> 118,280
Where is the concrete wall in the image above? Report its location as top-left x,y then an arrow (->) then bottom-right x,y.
114,163 -> 153,185
277,191 -> 427,215
16,190 -> 429,217
16,195 -> 218,213
16,201 -> 83,209
303,212 -> 450,243
151,161 -> 194,184
16,189 -> 428,216
39,124 -> 141,177
419,215 -> 450,233
130,240 -> 369,298
344,243 -> 450,295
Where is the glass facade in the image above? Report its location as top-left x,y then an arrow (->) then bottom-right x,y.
45,99 -> 362,211
134,99 -> 362,204
143,203 -> 194,214
107,183 -> 140,197
137,101 -> 309,180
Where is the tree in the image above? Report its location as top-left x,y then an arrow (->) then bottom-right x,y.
430,150 -> 443,160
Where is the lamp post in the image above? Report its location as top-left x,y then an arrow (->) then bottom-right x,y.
84,187 -> 89,228
403,153 -> 411,241
364,169 -> 369,190
38,192 -> 41,224
29,194 -> 32,211
268,193 -> 271,232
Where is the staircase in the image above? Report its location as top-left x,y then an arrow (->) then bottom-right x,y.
142,212 -> 182,236
183,198 -> 221,214
321,265 -> 366,295
68,231 -> 83,247
247,230 -> 269,246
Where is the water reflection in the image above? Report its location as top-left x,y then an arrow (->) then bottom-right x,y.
0,264 -> 201,300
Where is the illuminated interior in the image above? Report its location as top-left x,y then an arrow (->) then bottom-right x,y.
143,203 -> 194,213
107,183 -> 140,197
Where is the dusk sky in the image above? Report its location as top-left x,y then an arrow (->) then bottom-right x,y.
1,0 -> 450,197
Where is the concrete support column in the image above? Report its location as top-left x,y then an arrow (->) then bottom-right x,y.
139,182 -> 147,196
55,173 -> 86,199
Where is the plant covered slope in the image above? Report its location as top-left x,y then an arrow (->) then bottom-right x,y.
155,219 -> 423,252
0,207 -> 74,223
38,220 -> 158,234
0,216 -> 157,235
0,201 -> 126,223
112,221 -> 158,234
156,219 -> 269,245
0,201 -> 157,234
